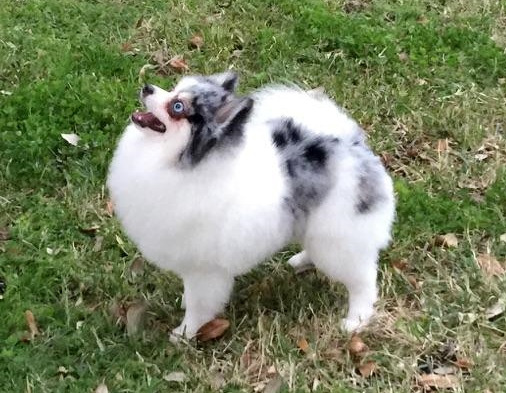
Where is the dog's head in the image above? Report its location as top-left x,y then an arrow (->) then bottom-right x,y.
131,71 -> 254,166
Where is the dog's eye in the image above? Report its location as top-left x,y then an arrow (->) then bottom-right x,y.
172,100 -> 185,114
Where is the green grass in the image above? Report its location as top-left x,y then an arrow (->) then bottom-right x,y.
1,0 -> 505,391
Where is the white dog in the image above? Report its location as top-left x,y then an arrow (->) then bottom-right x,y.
107,72 -> 395,340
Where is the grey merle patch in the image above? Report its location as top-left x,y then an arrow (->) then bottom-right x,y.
179,80 -> 253,166
352,143 -> 388,214
272,118 -> 339,216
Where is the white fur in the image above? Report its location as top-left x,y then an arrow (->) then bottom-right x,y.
107,82 -> 395,339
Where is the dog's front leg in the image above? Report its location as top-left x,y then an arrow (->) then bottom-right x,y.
171,270 -> 234,341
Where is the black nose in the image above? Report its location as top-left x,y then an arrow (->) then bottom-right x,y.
141,84 -> 154,97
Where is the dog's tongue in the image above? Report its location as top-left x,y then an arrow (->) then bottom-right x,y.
131,111 -> 166,133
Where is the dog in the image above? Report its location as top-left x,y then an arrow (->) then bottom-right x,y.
107,71 -> 395,340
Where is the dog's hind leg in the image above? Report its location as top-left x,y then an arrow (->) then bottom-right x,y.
307,243 -> 378,332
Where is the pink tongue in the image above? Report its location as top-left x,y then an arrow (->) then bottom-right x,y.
131,111 -> 166,132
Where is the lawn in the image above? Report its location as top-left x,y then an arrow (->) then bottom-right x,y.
1,0 -> 505,391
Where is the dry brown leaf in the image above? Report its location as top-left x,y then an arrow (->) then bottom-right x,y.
348,334 -> 368,356
129,257 -> 145,277
398,52 -> 409,61
189,34 -> 204,49
433,365 -> 458,375
152,49 -> 166,67
297,337 -> 309,353
105,200 -> 114,217
407,275 -> 421,290
121,42 -> 133,52
209,372 -> 226,390
417,373 -> 459,389
126,301 -> 147,336
454,357 -> 473,370
392,259 -> 409,271
476,253 -> 505,278
0,227 -> 11,241
263,374 -> 284,393
93,236 -> 104,252
163,371 -> 187,383
168,56 -> 189,72
436,138 -> 450,153
435,233 -> 459,248
109,300 -> 127,324
485,299 -> 505,320
94,383 -> 109,393
61,133 -> 80,146
358,361 -> 378,377
197,318 -> 230,342
25,310 -> 40,339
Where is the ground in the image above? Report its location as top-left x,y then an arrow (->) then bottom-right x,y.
1,0 -> 505,392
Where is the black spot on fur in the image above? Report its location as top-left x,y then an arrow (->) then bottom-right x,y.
271,118 -> 339,220
303,140 -> 327,165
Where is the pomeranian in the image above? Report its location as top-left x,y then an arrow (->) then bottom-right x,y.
107,71 -> 395,340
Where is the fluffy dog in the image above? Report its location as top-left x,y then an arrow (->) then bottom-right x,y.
107,71 -> 395,340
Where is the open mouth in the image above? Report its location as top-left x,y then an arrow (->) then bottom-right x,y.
131,111 -> 166,133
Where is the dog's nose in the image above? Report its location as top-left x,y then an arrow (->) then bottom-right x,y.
141,84 -> 154,97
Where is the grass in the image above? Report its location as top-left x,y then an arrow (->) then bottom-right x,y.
1,0 -> 505,391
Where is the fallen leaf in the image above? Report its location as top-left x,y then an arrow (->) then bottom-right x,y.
474,153 -> 489,161
168,56 -> 189,72
433,365 -> 458,375
93,236 -> 104,252
476,253 -> 505,278
126,301 -> 147,336
61,133 -> 80,146
0,227 -> 10,241
485,299 -> 505,320
196,318 -> 230,342
152,49 -> 166,67
25,310 -> 40,339
189,34 -> 204,49
392,259 -> 409,271
57,366 -> 69,375
454,357 -> 473,370
129,257 -> 145,277
347,334 -> 368,356
267,365 -> 277,375
358,361 -> 378,377
121,42 -> 133,52
94,383 -> 109,393
407,275 -> 421,290
163,371 -> 187,383
263,374 -> 284,393
500,233 -> 506,243
297,338 -> 309,353
435,233 -> 459,248
417,373 -> 459,389
398,52 -> 409,61
79,224 -> 100,235
109,300 -> 127,324
105,200 -> 114,217
436,138 -> 450,153
209,372 -> 226,390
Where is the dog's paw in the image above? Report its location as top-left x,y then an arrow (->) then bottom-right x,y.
340,316 -> 371,333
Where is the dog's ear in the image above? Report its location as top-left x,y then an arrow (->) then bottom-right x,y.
208,71 -> 239,92
215,97 -> 254,135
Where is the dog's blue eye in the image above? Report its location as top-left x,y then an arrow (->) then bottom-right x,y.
172,101 -> 184,113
